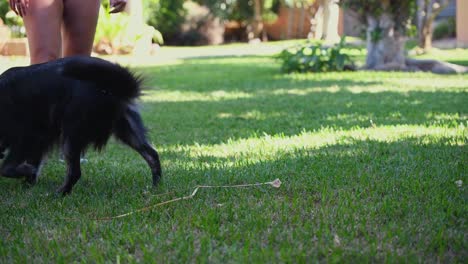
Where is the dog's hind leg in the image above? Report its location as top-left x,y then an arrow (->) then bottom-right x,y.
56,139 -> 82,195
114,106 -> 162,186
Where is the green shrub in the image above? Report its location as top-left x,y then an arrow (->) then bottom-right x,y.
277,37 -> 355,73
1,2 -> 25,38
4,10 -> 25,38
94,4 -> 163,55
433,17 -> 456,40
0,0 -> 9,22
145,0 -> 186,44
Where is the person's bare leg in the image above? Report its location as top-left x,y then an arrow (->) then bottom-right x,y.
61,0 -> 100,163
22,0 -> 63,64
62,0 -> 101,57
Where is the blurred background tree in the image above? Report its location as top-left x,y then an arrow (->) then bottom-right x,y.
339,0 -> 416,69
416,0 -> 450,51
194,0 -> 282,41
93,0 -> 163,55
339,0 -> 464,74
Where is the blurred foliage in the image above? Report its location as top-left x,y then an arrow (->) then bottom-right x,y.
282,0 -> 315,8
144,0 -> 282,44
94,3 -> 163,54
193,0 -> 282,23
277,37 -> 355,73
145,0 -> 186,43
4,10 -> 25,37
0,0 -> 8,22
1,0 -> 26,38
339,0 -> 417,36
94,4 -> 130,53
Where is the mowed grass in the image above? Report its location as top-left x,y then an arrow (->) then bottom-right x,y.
0,44 -> 467,262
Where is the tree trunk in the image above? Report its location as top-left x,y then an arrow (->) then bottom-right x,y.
251,0 -> 264,40
344,0 -> 465,74
298,3 -> 306,38
419,20 -> 433,50
314,0 -> 340,42
417,0 -> 450,50
406,58 -> 468,74
307,2 -> 320,39
365,13 -> 406,70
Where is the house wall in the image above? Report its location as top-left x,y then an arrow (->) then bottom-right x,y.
456,0 -> 468,46
264,6 -> 312,40
438,0 -> 456,19
264,5 -> 345,41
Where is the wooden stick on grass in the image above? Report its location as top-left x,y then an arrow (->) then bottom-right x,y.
76,178 -> 282,221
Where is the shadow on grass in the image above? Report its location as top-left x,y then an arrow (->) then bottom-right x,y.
135,56 -> 378,93
140,87 -> 466,146
447,60 -> 468,66
131,55 -> 467,146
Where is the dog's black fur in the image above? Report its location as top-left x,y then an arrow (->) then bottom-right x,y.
0,56 -> 161,194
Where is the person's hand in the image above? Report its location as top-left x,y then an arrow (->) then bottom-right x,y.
109,0 -> 127,14
9,0 -> 29,17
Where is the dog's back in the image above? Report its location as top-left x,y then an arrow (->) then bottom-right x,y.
0,56 -> 141,149
58,56 -> 143,149
0,56 -> 161,194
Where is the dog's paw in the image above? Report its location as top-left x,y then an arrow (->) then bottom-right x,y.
152,169 -> 162,186
56,185 -> 72,196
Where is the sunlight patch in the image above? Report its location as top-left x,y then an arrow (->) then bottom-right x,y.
271,86 -> 341,95
217,110 -> 284,120
142,90 -> 253,102
386,78 -> 468,90
425,112 -> 465,122
209,90 -> 251,100
167,125 -> 466,169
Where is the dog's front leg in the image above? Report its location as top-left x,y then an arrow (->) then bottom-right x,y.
56,142 -> 82,195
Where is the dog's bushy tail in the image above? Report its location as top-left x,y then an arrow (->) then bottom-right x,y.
59,56 -> 142,100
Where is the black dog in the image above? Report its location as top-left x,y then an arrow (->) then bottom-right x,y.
0,56 -> 161,194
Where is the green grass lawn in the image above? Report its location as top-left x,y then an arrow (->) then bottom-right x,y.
0,44 -> 467,262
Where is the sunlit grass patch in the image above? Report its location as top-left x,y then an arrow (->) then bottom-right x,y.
168,125 -> 466,165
